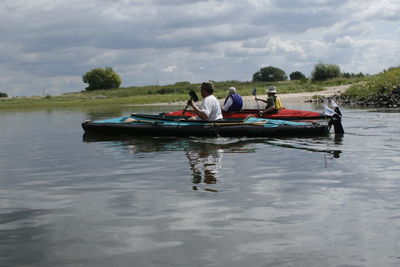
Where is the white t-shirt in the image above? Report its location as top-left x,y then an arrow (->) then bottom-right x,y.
200,95 -> 223,120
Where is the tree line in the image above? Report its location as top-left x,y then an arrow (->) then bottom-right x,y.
252,62 -> 366,82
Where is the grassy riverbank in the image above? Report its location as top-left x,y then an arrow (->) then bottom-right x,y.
0,78 -> 365,109
344,67 -> 400,99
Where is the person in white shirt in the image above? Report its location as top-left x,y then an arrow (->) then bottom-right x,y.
188,81 -> 223,121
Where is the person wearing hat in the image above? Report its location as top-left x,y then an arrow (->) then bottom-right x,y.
188,81 -> 223,120
255,86 -> 284,114
222,87 -> 243,112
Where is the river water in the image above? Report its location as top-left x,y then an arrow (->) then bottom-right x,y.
0,103 -> 399,267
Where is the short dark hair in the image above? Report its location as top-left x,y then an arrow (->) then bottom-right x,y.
200,81 -> 214,94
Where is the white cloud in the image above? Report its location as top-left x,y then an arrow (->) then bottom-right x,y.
0,0 -> 399,96
335,36 -> 353,48
352,0 -> 400,21
265,37 -> 305,55
163,65 -> 177,73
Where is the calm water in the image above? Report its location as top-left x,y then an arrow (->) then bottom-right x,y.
1,103 -> 399,267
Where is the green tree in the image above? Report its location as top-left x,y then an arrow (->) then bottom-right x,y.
311,62 -> 341,81
0,92 -> 8,98
252,66 -> 288,82
289,71 -> 306,80
82,67 -> 122,91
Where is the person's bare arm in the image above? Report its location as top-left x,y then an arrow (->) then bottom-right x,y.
255,97 -> 268,104
188,100 -> 208,120
260,105 -> 276,114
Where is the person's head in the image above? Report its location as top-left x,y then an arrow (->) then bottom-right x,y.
266,86 -> 277,96
228,87 -> 237,95
200,81 -> 214,98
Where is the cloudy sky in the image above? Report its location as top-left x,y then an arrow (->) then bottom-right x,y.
1,0 -> 399,96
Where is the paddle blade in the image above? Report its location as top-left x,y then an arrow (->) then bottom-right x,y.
252,88 -> 257,96
189,90 -> 199,102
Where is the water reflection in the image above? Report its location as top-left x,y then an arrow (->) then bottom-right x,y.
83,133 -> 342,190
82,134 -> 249,192
0,208 -> 51,266
184,140 -> 258,192
186,148 -> 222,191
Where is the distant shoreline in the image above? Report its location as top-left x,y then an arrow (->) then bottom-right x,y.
0,83 -> 352,109
271,84 -> 351,104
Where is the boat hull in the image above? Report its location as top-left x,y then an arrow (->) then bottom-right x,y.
82,115 -> 329,137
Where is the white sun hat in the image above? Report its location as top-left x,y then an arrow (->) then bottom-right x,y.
266,86 -> 277,94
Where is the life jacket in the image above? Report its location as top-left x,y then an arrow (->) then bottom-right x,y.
274,96 -> 283,110
224,93 -> 243,111
265,96 -> 283,112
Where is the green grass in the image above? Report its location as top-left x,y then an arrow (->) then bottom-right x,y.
312,76 -> 368,86
344,67 -> 400,99
0,79 -> 355,109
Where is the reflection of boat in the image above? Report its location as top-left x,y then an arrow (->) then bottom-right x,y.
82,135 -> 342,191
82,134 -> 341,158
82,113 -> 330,137
163,108 -> 326,120
82,135 -> 251,192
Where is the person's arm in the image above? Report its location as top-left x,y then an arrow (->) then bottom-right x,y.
260,105 -> 276,114
188,100 -> 209,120
222,97 -> 233,111
255,97 -> 268,104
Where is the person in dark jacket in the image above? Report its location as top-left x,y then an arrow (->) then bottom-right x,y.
223,87 -> 243,112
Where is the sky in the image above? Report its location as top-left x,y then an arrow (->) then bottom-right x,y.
0,0 -> 399,97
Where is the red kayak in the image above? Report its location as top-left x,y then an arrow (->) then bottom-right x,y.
163,108 -> 326,120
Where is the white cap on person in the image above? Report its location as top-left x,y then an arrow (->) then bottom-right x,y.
228,87 -> 237,94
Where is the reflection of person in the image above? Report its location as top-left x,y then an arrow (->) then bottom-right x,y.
186,148 -> 223,189
255,86 -> 284,114
223,87 -> 243,112
188,81 -> 223,120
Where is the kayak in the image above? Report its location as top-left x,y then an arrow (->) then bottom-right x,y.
162,108 -> 326,120
82,113 -> 330,137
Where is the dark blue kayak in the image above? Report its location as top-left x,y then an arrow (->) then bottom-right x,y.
82,113 -> 330,137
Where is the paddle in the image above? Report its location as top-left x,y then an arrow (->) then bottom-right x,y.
252,88 -> 262,112
182,90 -> 199,115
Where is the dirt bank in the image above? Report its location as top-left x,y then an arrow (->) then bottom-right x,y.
247,84 -> 351,105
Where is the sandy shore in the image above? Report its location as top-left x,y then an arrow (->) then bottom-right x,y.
257,84 -> 351,105
132,84 -> 351,107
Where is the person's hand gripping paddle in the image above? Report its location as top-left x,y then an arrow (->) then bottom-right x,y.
182,90 -> 199,115
252,88 -> 262,115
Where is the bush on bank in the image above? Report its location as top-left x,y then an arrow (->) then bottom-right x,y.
344,67 -> 400,99
311,62 -> 341,81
